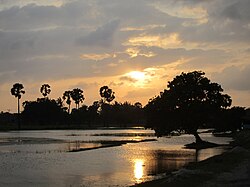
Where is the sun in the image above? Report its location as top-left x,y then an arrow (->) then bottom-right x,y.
128,71 -> 145,81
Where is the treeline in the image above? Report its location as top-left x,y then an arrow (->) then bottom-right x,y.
3,84 -> 145,130
21,99 -> 144,129
2,71 -> 250,133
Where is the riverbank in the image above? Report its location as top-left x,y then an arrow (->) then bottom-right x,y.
134,131 -> 250,187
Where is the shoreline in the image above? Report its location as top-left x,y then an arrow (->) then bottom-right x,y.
133,131 -> 250,187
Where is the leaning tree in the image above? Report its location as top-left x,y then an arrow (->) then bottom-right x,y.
11,83 -> 25,130
145,71 -> 232,143
40,84 -> 51,98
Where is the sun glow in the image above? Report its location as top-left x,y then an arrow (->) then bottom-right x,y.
128,71 -> 145,81
134,159 -> 145,183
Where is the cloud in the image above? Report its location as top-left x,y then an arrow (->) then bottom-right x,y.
124,33 -> 181,49
126,47 -> 156,58
0,1 -> 99,30
80,53 -> 114,61
1,0 -> 250,110
76,20 -> 120,47
220,0 -> 250,21
120,76 -> 136,83
212,65 -> 250,91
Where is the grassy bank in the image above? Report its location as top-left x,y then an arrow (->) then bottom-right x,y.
134,131 -> 250,187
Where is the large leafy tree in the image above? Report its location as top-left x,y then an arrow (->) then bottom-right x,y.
99,86 -> 115,103
71,88 -> 84,109
145,71 -> 232,143
11,83 -> 25,130
40,84 -> 51,98
62,90 -> 72,113
22,98 -> 66,127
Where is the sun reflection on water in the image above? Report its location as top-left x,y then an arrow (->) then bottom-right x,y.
134,159 -> 145,183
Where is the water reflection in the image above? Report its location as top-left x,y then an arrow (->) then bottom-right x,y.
67,141 -> 102,152
134,159 -> 145,183
0,130 -> 232,187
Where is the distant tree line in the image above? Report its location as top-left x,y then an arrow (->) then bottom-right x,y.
1,71 -> 248,134
5,84 -> 144,130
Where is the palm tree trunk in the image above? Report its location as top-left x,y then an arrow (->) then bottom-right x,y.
17,98 -> 21,130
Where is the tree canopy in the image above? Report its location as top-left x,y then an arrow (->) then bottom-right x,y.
11,83 -> 25,129
71,88 -> 84,109
11,83 -> 25,99
62,90 -> 72,113
99,86 -> 115,103
40,84 -> 51,98
145,71 -> 232,143
22,98 -> 67,127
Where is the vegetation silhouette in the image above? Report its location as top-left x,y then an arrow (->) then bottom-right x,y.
10,83 -> 25,130
9,83 -> 144,129
62,90 -> 72,113
22,98 -> 67,128
145,71 -> 232,145
71,88 -> 84,109
213,106 -> 246,133
1,71 -> 248,137
100,86 -> 115,103
99,86 -> 115,126
40,84 -> 51,98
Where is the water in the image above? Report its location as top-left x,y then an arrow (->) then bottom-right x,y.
0,129 -> 232,187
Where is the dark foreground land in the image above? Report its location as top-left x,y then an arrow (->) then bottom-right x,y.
134,131 -> 250,187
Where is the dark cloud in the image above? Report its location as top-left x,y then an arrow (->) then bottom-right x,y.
221,0 -> 250,21
212,65 -> 250,91
76,20 -> 120,47
0,1 -> 99,30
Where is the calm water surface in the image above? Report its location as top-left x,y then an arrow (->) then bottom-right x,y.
0,129 -> 232,187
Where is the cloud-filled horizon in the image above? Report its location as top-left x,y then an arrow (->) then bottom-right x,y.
1,0 -> 250,112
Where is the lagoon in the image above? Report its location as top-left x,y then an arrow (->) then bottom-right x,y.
0,129 -> 232,187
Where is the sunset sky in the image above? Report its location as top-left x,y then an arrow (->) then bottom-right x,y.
1,0 -> 250,112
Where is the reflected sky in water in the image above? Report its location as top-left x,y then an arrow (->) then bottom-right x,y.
0,129 -> 232,186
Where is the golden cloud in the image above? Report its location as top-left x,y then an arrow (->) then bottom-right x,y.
120,24 -> 166,31
124,33 -> 181,49
126,48 -> 156,58
80,53 -> 114,61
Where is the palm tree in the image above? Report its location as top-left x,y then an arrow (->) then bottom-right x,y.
71,88 -> 84,109
11,83 -> 25,130
62,90 -> 72,113
40,84 -> 51,98
99,86 -> 115,104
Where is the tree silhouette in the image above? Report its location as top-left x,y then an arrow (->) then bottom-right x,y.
145,71 -> 232,143
214,106 -> 246,133
99,86 -> 115,103
87,101 -> 101,126
62,90 -> 72,113
71,88 -> 84,109
22,98 -> 67,127
40,84 -> 51,98
11,83 -> 25,130
134,102 -> 143,109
